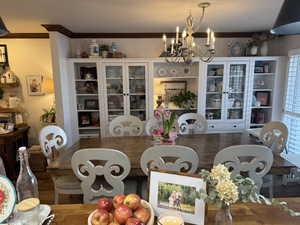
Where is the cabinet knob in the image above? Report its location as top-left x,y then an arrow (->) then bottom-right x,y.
233,125 -> 237,128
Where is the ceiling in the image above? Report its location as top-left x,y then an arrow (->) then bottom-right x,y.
0,0 -> 284,33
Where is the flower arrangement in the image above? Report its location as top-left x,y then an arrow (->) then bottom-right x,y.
153,107 -> 177,143
170,91 -> 197,111
197,164 -> 300,224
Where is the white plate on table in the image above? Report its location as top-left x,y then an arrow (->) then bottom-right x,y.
8,204 -> 51,225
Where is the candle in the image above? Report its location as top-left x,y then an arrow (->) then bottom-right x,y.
163,34 -> 167,52
182,30 -> 186,47
171,38 -> 175,54
206,28 -> 211,45
176,26 -> 179,44
211,32 -> 215,50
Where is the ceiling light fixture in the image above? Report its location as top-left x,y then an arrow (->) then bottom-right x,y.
0,17 -> 9,37
271,0 -> 300,35
160,2 -> 215,64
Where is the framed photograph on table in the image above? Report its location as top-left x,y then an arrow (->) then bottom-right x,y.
149,169 -> 206,225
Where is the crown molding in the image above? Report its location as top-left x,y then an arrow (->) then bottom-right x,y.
41,24 -> 258,38
0,33 -> 49,39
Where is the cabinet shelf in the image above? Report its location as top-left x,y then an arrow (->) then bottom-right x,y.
77,110 -> 99,112
76,94 -> 98,96
254,73 -> 275,76
207,76 -> 223,78
75,79 -> 97,82
130,109 -> 146,111
253,89 -> 273,92
155,76 -> 198,79
206,107 -> 222,110
108,109 -> 124,111
78,126 -> 100,130
129,78 -> 145,80
106,78 -> 122,80
207,92 -> 222,94
130,93 -> 146,96
251,106 -> 272,109
107,93 -> 123,96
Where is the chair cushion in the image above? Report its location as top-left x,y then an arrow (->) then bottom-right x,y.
54,175 -> 81,190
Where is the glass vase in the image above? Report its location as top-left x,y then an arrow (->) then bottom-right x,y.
215,204 -> 233,225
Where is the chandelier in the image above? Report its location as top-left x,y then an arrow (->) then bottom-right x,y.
161,2 -> 216,64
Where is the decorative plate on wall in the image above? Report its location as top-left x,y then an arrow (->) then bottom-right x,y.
0,176 -> 17,223
169,68 -> 178,76
158,68 -> 167,77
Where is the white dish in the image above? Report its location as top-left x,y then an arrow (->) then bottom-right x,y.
9,204 -> 51,225
169,68 -> 177,75
158,68 -> 167,76
0,176 -> 16,223
88,200 -> 154,225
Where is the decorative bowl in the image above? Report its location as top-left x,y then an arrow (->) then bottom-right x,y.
88,200 -> 154,225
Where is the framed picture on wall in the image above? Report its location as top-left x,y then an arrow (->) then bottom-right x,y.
26,75 -> 44,96
255,91 -> 270,106
149,169 -> 206,225
0,45 -> 8,66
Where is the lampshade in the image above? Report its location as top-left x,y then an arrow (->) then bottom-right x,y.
42,79 -> 54,94
271,0 -> 300,35
0,17 -> 9,37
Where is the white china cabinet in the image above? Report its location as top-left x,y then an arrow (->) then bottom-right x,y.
67,57 -> 285,139
101,62 -> 149,136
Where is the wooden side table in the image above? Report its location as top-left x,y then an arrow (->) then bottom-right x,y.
0,125 -> 30,180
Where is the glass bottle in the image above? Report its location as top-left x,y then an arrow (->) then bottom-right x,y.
16,147 -> 39,202
215,203 -> 233,225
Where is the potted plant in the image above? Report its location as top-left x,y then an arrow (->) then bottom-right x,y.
40,107 -> 56,124
170,91 -> 197,111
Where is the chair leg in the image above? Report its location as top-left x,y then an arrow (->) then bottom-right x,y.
54,189 -> 59,204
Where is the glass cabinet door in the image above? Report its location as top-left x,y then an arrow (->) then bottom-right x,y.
205,64 -> 224,120
226,63 -> 247,120
128,65 -> 146,121
105,65 -> 125,122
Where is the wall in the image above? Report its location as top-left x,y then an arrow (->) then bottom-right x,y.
0,39 -> 53,145
70,38 -> 252,58
269,34 -> 300,56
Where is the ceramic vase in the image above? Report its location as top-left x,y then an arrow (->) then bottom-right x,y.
260,41 -> 268,56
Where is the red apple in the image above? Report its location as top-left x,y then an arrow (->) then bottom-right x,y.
92,209 -> 111,225
98,197 -> 113,212
126,217 -> 141,225
124,194 -> 141,210
0,190 -> 4,205
133,207 -> 150,224
114,204 -> 133,224
108,212 -> 114,222
113,194 -> 126,208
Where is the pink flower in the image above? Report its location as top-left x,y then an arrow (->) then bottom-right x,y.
154,110 -> 162,120
168,131 -> 178,143
156,106 -> 166,114
152,128 -> 164,135
164,110 -> 171,119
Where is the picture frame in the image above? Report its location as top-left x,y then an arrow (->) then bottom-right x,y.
0,45 -> 9,66
78,112 -> 92,127
149,169 -> 206,225
255,91 -> 270,106
26,75 -> 44,96
84,99 -> 99,110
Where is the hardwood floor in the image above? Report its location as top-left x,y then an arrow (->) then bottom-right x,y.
36,172 -> 300,205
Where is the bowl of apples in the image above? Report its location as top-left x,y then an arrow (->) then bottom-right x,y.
88,194 -> 154,225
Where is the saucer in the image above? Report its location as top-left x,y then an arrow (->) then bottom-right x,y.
9,204 -> 51,225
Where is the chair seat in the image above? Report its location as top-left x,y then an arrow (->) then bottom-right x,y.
54,175 -> 81,190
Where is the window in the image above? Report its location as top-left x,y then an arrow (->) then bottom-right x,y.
283,50 -> 300,154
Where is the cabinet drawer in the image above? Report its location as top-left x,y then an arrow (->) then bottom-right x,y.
208,122 -> 245,132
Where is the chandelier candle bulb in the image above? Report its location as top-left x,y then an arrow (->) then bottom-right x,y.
163,34 -> 167,52
206,28 -> 211,45
210,31 -> 215,49
171,39 -> 175,54
176,26 -> 179,44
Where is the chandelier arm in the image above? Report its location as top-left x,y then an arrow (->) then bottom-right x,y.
194,6 -> 206,32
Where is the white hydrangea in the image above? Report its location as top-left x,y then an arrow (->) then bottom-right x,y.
210,164 -> 231,181
215,179 -> 239,205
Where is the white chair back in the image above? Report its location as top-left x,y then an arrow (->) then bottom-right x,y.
71,148 -> 131,203
39,125 -> 67,162
177,113 -> 207,134
214,145 -> 273,192
145,119 -> 162,136
260,121 -> 288,153
109,115 -> 143,136
140,145 -> 199,175
0,156 -> 6,176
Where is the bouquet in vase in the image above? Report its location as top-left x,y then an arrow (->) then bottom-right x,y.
152,107 -> 178,143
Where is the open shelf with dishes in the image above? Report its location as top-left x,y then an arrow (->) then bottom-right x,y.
152,62 -> 199,116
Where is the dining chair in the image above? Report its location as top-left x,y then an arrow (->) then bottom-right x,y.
109,115 -> 144,136
177,113 -> 208,135
140,145 -> 199,175
71,148 -> 131,203
145,118 -> 162,136
214,145 -> 274,196
260,121 -> 288,153
39,125 -> 82,204
0,156 -> 6,176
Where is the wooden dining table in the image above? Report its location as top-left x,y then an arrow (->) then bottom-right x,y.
47,132 -> 296,177
50,198 -> 300,225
